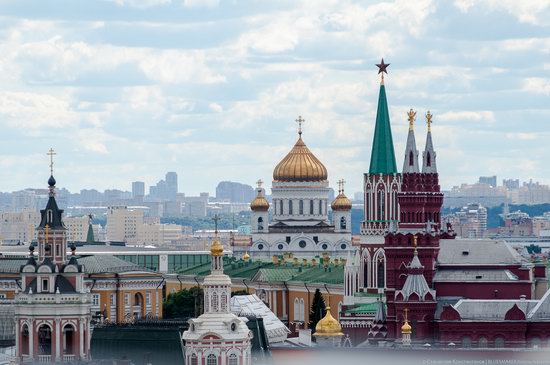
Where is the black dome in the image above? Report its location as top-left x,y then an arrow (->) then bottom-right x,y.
48,175 -> 56,187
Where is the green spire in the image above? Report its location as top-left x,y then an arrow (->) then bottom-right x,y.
86,222 -> 95,244
369,83 -> 397,174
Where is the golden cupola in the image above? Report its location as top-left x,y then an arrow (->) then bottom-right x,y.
250,180 -> 270,212
273,117 -> 328,182
314,307 -> 344,337
331,179 -> 352,211
401,320 -> 412,334
210,237 -> 224,257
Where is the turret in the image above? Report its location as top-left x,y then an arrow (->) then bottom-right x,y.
344,250 -> 360,304
250,179 -> 269,233
402,109 -> 419,173
422,111 -> 437,174
331,179 -> 352,233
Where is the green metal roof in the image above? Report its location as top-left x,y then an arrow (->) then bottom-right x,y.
344,302 -> 380,314
0,258 -> 26,273
369,84 -> 397,174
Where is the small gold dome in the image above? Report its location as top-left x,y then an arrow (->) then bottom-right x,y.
243,252 -> 250,261
250,196 -> 269,211
331,193 -> 352,211
273,134 -> 328,182
210,238 -> 224,257
314,307 -> 344,337
401,320 -> 412,334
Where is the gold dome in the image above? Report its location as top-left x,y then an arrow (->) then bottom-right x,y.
331,193 -> 352,211
401,320 -> 412,334
250,196 -> 269,211
273,134 -> 328,182
210,237 -> 224,257
314,307 -> 344,337
243,252 -> 250,261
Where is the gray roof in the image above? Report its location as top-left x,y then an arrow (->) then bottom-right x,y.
453,299 -> 538,321
77,255 -> 153,274
527,289 -> 550,320
434,269 -> 519,282
438,239 -> 528,266
0,258 -> 26,273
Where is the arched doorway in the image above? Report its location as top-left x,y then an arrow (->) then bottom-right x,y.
38,324 -> 52,355
63,324 -> 76,355
134,293 -> 144,319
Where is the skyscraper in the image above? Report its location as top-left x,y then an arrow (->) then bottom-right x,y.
165,172 -> 178,200
132,181 -> 145,199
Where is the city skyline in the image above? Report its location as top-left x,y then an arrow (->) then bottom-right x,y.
0,1 -> 549,195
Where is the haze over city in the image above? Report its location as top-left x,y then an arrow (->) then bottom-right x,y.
0,0 -> 549,195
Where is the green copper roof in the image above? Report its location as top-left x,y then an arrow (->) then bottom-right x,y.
369,84 -> 397,174
344,302 -> 380,314
86,223 -> 95,244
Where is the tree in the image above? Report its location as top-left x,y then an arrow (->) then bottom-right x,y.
308,289 -> 326,334
163,287 -> 203,319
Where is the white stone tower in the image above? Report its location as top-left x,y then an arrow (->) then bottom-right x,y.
250,179 -> 269,234
331,179 -> 352,234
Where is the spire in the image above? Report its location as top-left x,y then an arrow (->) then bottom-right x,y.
86,214 -> 95,244
402,109 -> 420,173
422,111 -> 437,173
369,59 -> 397,174
38,150 -> 65,230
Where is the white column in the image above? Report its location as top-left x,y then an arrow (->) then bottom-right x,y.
29,321 -> 34,359
79,320 -> 84,359
55,319 -> 61,361
272,290 -> 277,316
156,291 -> 160,317
14,319 -> 19,358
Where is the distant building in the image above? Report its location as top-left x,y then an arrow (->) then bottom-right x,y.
149,172 -> 178,201
0,209 -> 40,244
503,178 -> 520,190
444,183 -> 507,208
216,181 -> 254,203
498,210 -> 533,237
106,206 -> 145,243
479,176 -> 497,188
64,215 -> 92,242
444,203 -> 488,238
132,181 -> 145,199
137,223 -> 183,246
182,193 -> 209,217
516,180 -> 550,205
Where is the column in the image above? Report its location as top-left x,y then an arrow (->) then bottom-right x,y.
29,321 -> 34,360
14,319 -> 19,358
79,319 -> 84,359
55,319 -> 61,361
272,290 -> 277,316
282,290 -> 287,319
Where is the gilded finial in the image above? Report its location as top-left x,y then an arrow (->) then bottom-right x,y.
407,109 -> 416,131
47,148 -> 56,176
413,235 -> 418,254
426,111 -> 433,132
295,116 -> 305,136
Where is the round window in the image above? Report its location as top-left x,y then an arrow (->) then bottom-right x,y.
231,323 -> 237,331
299,240 -> 307,248
340,244 -> 347,250
321,244 -> 328,250
258,244 -> 264,250
278,244 -> 284,250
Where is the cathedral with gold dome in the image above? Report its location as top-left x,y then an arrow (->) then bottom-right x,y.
249,117 -> 353,258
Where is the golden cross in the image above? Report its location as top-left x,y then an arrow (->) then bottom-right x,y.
407,108 -> 416,131
212,214 -> 220,235
47,148 -> 56,176
295,115 -> 305,135
256,179 -> 264,189
426,111 -> 433,132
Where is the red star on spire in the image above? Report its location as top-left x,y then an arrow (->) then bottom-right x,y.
376,58 -> 390,74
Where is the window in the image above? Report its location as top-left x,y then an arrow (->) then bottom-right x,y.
340,217 -> 347,230
461,336 -> 472,348
257,244 -> 264,250
146,292 -> 151,306
279,200 -> 283,215
294,298 -> 299,321
110,294 -> 116,306
211,293 -> 218,312
228,353 -> 238,365
207,354 -> 217,365
378,189 -> 385,220
277,244 -> 284,250
340,244 -> 347,250
494,337 -> 505,348
125,294 -> 130,306
221,292 -> 227,312
299,200 -> 304,214
319,200 -> 322,215
288,200 -> 293,214
377,257 -> 385,288
299,240 -> 307,249
426,152 -> 431,167
299,298 -> 305,322
55,244 -> 60,257
42,278 -> 49,292
321,244 -> 328,250
92,294 -> 100,306
409,151 -> 414,166
478,337 -> 488,348
47,210 -> 53,223
191,354 -> 198,365
310,200 -> 314,214
257,217 -> 263,231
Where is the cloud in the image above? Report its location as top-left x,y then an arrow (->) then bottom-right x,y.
109,0 -> 172,9
454,0 -> 550,25
438,111 -> 496,124
182,0 -> 219,8
506,133 -> 538,141
522,78 -> 550,95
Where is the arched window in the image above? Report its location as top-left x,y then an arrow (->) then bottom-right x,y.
462,336 -> 472,348
377,259 -> 385,288
319,200 -> 323,215
494,337 -> 505,348
340,217 -> 346,230
47,210 -> 53,223
529,337 -> 541,348
38,324 -> 52,355
310,200 -> 314,214
190,354 -> 198,365
257,217 -> 263,230
220,292 -> 227,312
299,200 -> 304,215
279,200 -> 283,215
288,200 -> 293,215
378,189 -> 385,220
207,354 -> 217,365
21,324 -> 29,355
426,152 -> 431,167
294,298 -> 299,321
228,354 -> 238,365
63,324 -> 75,355
478,337 -> 488,348
299,298 -> 305,322
409,151 -> 414,166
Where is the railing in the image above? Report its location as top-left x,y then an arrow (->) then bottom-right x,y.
63,354 -> 77,362
38,355 -> 51,363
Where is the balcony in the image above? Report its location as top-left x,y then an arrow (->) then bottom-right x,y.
38,355 -> 51,363
63,354 -> 77,362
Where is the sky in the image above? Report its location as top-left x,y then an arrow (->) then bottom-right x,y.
0,0 -> 549,196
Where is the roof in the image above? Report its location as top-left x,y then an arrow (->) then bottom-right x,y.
0,258 -> 26,273
438,239 -> 528,266
369,83 -> 397,174
78,255 -> 155,274
344,302 -> 379,314
273,133 -> 328,182
434,269 -> 519,282
91,326 -> 184,365
402,128 -> 419,173
231,294 -> 290,343
453,299 -> 538,321
38,193 -> 65,230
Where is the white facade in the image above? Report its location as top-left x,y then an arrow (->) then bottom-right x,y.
182,240 -> 252,365
137,223 -> 183,245
0,209 -> 40,244
64,216 -> 90,242
106,206 -> 144,243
